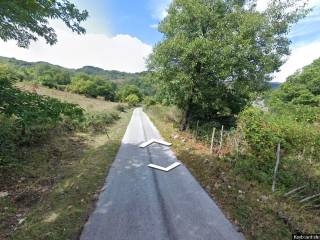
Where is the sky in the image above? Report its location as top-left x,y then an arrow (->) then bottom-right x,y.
0,0 -> 319,81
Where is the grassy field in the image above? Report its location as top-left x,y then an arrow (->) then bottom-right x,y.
145,105 -> 320,240
0,85 -> 132,240
16,82 -> 120,113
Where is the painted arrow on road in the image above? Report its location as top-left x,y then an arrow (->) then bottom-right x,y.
148,162 -> 181,172
139,138 -> 172,148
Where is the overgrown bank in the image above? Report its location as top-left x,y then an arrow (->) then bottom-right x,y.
0,71 -> 133,239
145,104 -> 320,239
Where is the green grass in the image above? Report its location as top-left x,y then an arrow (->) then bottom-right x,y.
0,111 -> 132,240
145,104 -> 320,239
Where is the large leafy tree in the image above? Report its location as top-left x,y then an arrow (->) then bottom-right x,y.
0,0 -> 88,48
148,0 -> 308,130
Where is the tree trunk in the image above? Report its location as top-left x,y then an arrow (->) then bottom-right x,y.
180,62 -> 200,131
180,101 -> 191,131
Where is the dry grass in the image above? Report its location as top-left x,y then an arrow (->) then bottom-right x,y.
16,82 -> 120,113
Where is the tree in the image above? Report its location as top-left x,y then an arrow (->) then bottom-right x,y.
148,0 -> 308,130
67,74 -> 116,101
117,85 -> 142,102
125,94 -> 140,107
270,57 -> 320,107
0,0 -> 88,48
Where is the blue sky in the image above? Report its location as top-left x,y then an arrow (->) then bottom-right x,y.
0,0 -> 319,81
76,0 -> 320,47
74,0 -> 167,45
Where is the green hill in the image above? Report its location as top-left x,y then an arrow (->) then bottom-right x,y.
0,56 -> 143,83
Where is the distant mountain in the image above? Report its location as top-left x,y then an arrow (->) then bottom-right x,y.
76,66 -> 144,83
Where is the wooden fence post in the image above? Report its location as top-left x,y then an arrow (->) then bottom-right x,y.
210,127 -> 216,153
195,120 -> 199,139
272,143 -> 281,192
218,125 -> 224,153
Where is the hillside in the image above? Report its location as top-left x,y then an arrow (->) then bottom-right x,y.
16,82 -> 120,113
0,75 -> 133,239
0,56 -> 153,104
0,56 -> 143,83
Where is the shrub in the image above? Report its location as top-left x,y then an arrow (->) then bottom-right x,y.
125,94 -> 140,107
116,85 -> 142,102
143,96 -> 156,106
236,107 -> 320,186
83,112 -> 120,133
67,74 -> 116,101
0,65 -> 84,168
0,115 -> 19,168
115,104 -> 127,112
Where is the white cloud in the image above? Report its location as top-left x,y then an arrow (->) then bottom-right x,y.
256,0 -> 269,11
273,41 -> 320,82
151,0 -> 171,21
0,25 -> 152,73
150,24 -> 159,29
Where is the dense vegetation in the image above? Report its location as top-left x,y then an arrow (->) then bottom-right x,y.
237,57 -> 320,187
148,0 -> 308,130
0,64 -> 84,168
271,58 -> 320,107
0,2 -> 137,239
145,2 -> 320,233
0,72 -> 133,239
146,55 -> 320,237
0,62 -> 132,170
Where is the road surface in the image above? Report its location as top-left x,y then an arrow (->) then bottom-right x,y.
80,108 -> 245,240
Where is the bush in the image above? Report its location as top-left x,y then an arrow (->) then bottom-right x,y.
143,96 -> 156,106
67,74 -> 116,101
125,94 -> 140,107
116,85 -> 142,102
83,112 -> 120,133
0,65 -> 84,168
115,104 -> 127,112
236,107 -> 320,186
0,115 -> 19,168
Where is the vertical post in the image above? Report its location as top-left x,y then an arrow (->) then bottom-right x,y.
234,137 -> 238,155
218,125 -> 224,153
272,143 -> 281,192
210,127 -> 216,153
195,120 -> 199,139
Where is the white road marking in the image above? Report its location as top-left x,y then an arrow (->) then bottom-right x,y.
148,162 -> 181,172
139,138 -> 172,148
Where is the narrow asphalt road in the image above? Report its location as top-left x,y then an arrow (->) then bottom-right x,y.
80,108 -> 245,240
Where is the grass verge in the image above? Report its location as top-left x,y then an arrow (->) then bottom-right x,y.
145,105 -> 320,240
0,111 -> 132,240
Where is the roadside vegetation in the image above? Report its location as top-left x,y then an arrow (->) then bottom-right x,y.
0,1 -> 136,239
144,0 -> 320,238
146,103 -> 320,239
145,56 -> 320,239
0,63 -> 133,239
